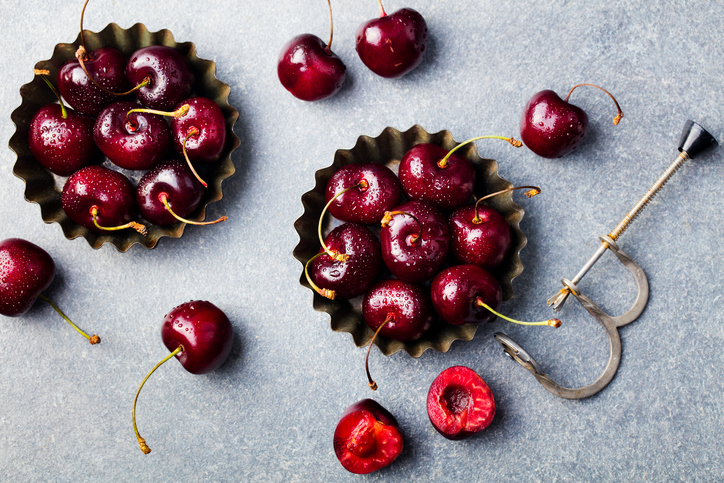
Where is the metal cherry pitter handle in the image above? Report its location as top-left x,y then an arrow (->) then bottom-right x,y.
494,120 -> 719,400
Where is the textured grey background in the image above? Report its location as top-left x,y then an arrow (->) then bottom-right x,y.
0,0 -> 722,481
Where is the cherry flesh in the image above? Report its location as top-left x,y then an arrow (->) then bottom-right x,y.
449,205 -> 511,270
170,97 -> 227,164
93,101 -> 171,170
380,201 -> 449,283
126,45 -> 195,111
427,366 -> 495,440
333,399 -> 404,474
398,143 -> 475,210
309,223 -> 382,299
362,279 -> 432,342
278,33 -> 347,102
430,264 -> 502,325
57,47 -> 130,116
28,104 -> 97,176
325,163 -> 402,224
136,159 -> 205,226
356,4 -> 428,78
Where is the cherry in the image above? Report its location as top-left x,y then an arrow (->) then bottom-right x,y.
278,0 -> 346,101
28,70 -> 97,176
449,186 -> 540,270
126,45 -> 195,111
93,101 -> 171,170
132,300 -> 233,454
333,399 -> 404,474
136,159 -> 227,227
61,165 -> 146,235
520,84 -> 623,158
324,163 -> 402,224
0,238 -> 99,344
355,1 -> 428,78
427,366 -> 495,440
379,201 -> 449,283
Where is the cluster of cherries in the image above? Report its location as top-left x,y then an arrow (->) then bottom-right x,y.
28,6 -> 228,237
278,0 -> 428,101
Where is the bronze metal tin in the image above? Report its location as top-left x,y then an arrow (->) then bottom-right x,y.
9,23 -> 240,251
293,125 -> 527,357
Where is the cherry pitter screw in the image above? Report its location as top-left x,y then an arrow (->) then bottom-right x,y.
495,120 -> 718,399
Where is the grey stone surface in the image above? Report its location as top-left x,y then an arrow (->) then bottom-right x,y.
0,0 -> 722,481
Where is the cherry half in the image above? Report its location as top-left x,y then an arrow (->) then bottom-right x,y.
520,84 -> 623,158
132,300 -> 234,454
427,366 -> 495,440
333,399 -> 404,474
126,45 -> 195,111
356,1 -> 428,78
0,238 -> 99,344
324,163 -> 402,224
278,0 -> 346,101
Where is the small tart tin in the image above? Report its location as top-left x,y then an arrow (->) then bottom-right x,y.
293,125 -> 527,357
10,23 -> 240,251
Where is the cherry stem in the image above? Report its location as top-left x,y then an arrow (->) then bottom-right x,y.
475,298 -> 561,327
380,211 -> 422,244
90,206 -> 148,236
79,0 -> 90,54
34,69 -> 68,119
181,127 -> 208,188
365,315 -> 393,391
326,0 -> 334,52
38,294 -> 100,344
158,193 -> 227,226
564,84 -> 624,125
318,183 -> 365,261
132,345 -> 184,455
472,185 -> 541,224
126,104 -> 190,122
376,0 -> 387,17
438,135 -> 523,169
304,252 -> 336,300
74,46 -> 151,97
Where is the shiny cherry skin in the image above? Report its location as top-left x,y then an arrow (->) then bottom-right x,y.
356,8 -> 428,78
398,143 -> 475,210
427,366 -> 495,440
277,34 -> 346,102
170,97 -> 227,164
520,89 -> 589,158
61,165 -> 137,233
333,399 -> 404,474
0,238 -> 55,317
136,159 -> 205,226
160,300 -> 233,374
57,47 -> 130,116
126,45 -> 195,111
430,264 -> 502,325
325,163 -> 402,224
310,223 -> 382,299
28,104 -> 97,176
362,279 -> 432,342
94,101 -> 171,170
380,201 -> 449,283
449,205 -> 511,270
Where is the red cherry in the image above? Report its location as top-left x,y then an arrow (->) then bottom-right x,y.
126,45 -> 195,111
324,163 -> 402,224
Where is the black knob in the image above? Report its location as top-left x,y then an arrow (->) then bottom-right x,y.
678,120 -> 718,159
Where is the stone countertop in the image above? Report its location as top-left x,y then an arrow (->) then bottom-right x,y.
0,0 -> 722,481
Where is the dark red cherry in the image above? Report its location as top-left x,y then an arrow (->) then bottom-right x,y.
28,104 -> 97,176
333,399 -> 404,474
449,205 -> 511,270
362,279 -> 432,342
427,366 -> 495,440
93,101 -> 171,170
57,47 -> 130,116
380,201 -> 449,283
0,238 -> 55,317
309,223 -> 382,299
278,33 -> 346,102
136,159 -> 204,226
398,143 -> 475,210
61,165 -> 144,235
126,45 -> 195,111
325,163 -> 402,224
430,264 -> 502,325
355,4 -> 428,78
170,97 -> 227,164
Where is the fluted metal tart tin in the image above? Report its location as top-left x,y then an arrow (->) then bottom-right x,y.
293,125 -> 527,357
9,23 -> 240,251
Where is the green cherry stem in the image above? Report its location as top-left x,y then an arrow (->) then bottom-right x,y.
475,298 -> 561,327
126,104 -> 190,122
158,193 -> 227,226
375,0 -> 387,17
325,0 -> 335,52
381,211 -> 422,244
304,251 -> 337,300
74,45 -> 151,96
34,69 -> 68,119
90,206 -> 148,236
38,294 -> 100,344
438,135 -> 523,169
472,185 -> 541,224
181,128 -> 208,188
132,345 -> 184,455
564,83 -> 624,125
318,183 -> 367,261
365,315 -> 393,391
